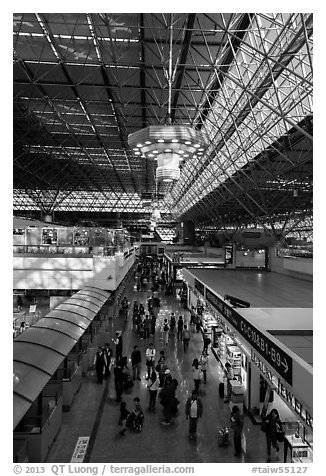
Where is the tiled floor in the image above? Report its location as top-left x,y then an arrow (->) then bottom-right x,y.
46,282 -> 281,464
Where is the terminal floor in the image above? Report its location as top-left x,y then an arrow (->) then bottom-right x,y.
46,285 -> 279,464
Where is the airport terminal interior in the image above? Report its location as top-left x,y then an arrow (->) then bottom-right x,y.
13,13 -> 313,464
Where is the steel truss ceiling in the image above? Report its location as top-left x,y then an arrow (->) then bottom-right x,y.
13,13 -> 313,239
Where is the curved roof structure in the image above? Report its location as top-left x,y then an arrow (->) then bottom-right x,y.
13,286 -> 110,429
13,13 -> 313,240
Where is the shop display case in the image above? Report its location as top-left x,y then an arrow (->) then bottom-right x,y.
202,312 -> 218,332
283,420 -> 313,463
226,344 -> 242,375
284,434 -> 312,463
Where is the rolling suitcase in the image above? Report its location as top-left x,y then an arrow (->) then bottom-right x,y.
219,382 -> 224,398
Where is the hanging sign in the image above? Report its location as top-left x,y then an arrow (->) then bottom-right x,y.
205,287 -> 293,385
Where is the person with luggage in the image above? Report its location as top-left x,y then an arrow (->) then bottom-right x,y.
131,345 -> 142,381
185,391 -> 203,440
182,324 -> 191,352
230,405 -> 244,457
145,343 -> 156,379
93,346 -> 107,384
177,315 -> 184,340
147,370 -> 160,410
163,319 -> 170,345
119,401 -> 130,436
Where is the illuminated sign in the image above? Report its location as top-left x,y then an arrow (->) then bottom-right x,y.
205,287 -> 293,385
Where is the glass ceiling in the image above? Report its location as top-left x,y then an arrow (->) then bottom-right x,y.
13,13 -> 313,238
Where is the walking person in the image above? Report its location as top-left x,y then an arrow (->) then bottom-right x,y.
177,315 -> 184,340
112,331 -> 123,363
160,374 -> 175,425
155,352 -> 168,387
262,409 -> 284,462
185,391 -> 203,440
119,401 -> 130,436
202,330 -> 211,354
169,313 -> 176,336
103,342 -> 113,380
150,313 -> 156,335
131,345 -> 142,381
130,397 -> 144,432
182,324 -> 191,352
230,405 -> 244,457
143,315 -> 150,339
199,351 -> 208,383
145,343 -> 156,379
113,360 -> 124,402
147,371 -> 160,410
93,346 -> 107,384
163,319 -> 170,345
192,358 -> 202,393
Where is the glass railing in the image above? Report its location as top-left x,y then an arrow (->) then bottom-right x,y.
13,244 -> 135,258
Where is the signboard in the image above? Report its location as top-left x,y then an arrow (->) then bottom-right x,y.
194,279 -> 205,296
205,288 -> 293,385
225,244 -> 234,264
251,350 -> 312,429
29,305 -> 36,313
70,436 -> 90,463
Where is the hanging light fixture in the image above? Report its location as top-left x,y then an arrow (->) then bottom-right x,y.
128,14 -> 209,183
128,125 -> 208,182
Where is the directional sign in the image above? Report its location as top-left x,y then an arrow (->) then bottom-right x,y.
205,287 -> 293,385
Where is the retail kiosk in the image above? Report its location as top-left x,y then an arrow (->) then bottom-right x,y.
183,268 -> 313,463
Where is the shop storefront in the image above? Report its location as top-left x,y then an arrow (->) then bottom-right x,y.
183,269 -> 313,463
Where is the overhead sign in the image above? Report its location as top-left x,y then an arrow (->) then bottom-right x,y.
205,287 -> 293,385
251,350 -> 312,429
194,278 -> 205,296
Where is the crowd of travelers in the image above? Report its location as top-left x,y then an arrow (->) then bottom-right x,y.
93,256 -> 283,461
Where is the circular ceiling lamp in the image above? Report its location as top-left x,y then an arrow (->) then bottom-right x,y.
128,125 -> 209,183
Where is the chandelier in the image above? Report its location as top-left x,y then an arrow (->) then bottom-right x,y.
127,14 -> 209,183
128,125 -> 209,182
